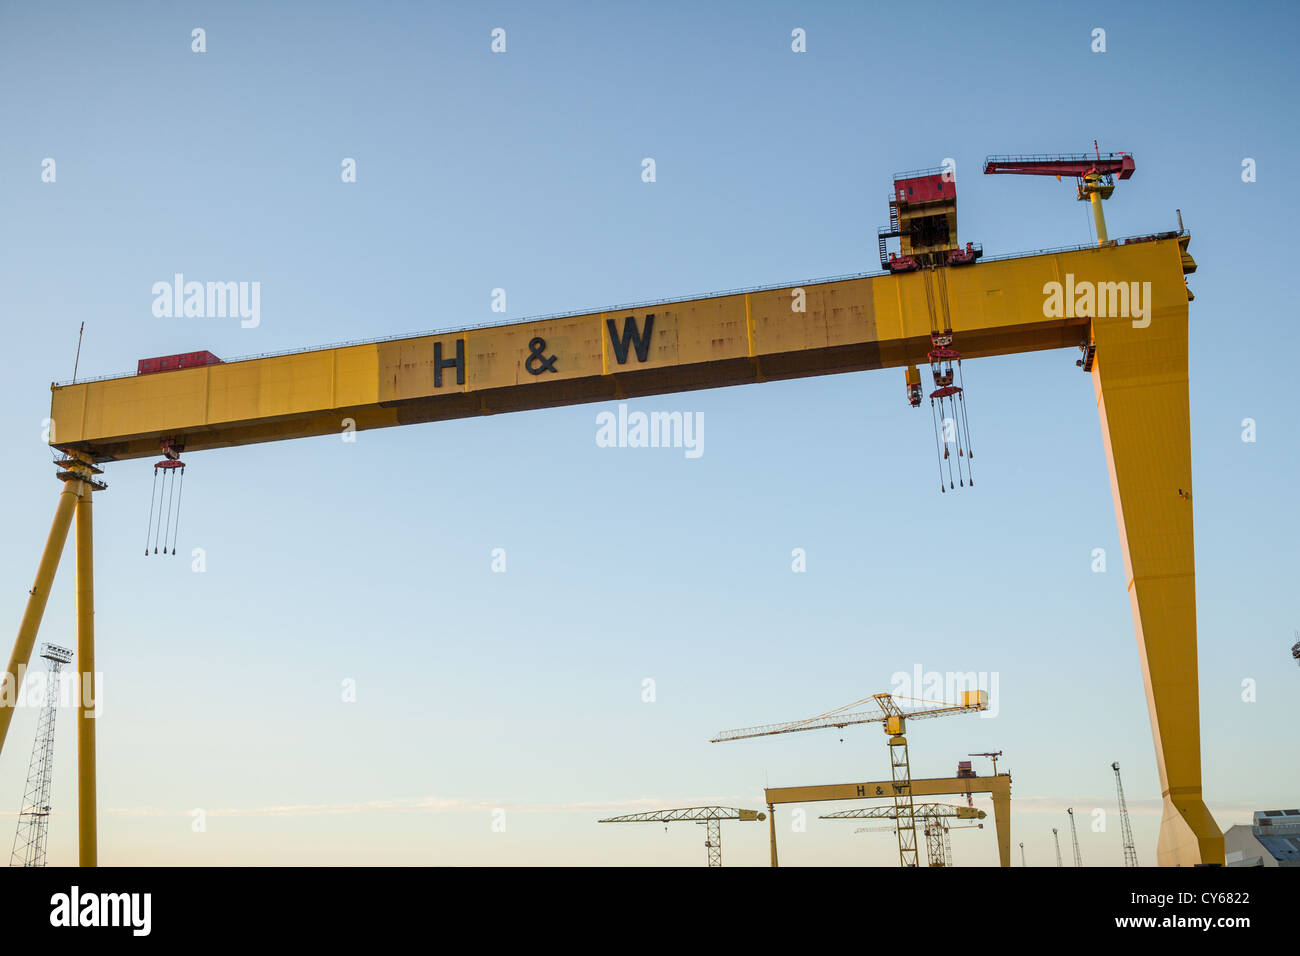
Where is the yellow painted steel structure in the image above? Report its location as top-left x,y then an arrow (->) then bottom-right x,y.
2,233 -> 1221,866
765,774 -> 1013,868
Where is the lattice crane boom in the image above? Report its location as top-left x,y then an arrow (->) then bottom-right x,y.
709,692 -> 988,743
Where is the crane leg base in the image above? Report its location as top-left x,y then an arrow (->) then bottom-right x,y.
1158,789 -> 1223,866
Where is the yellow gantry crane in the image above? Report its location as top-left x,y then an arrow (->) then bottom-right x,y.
710,691 -> 987,867
0,154 -> 1222,867
819,803 -> 987,866
597,806 -> 766,867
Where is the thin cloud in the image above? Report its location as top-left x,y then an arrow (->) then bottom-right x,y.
98,795 -> 762,818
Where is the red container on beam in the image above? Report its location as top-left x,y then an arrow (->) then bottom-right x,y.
137,351 -> 223,375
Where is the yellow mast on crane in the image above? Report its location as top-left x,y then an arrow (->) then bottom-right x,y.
597,806 -> 766,867
710,691 -> 987,867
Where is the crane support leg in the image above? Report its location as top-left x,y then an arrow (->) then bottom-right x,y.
991,781 -> 1011,868
0,482 -> 80,759
76,487 -> 97,867
1090,278 -> 1223,866
768,804 -> 778,868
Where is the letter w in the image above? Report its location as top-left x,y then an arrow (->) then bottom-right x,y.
606,314 -> 655,364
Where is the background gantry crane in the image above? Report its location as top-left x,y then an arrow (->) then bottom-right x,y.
597,806 -> 766,867
1019,841 -> 1026,867
711,690 -> 988,867
9,643 -> 73,867
1112,761 -> 1139,867
1052,828 -> 1063,868
820,803 -> 987,867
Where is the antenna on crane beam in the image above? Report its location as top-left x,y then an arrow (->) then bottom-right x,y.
72,322 -> 84,384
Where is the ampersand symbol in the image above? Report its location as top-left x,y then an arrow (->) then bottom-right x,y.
525,336 -> 558,375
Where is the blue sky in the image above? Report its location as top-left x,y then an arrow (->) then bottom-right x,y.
0,0 -> 1296,866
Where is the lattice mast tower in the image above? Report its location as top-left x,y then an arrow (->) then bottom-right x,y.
1067,807 -> 1084,867
1112,761 -> 1139,867
9,643 -> 73,867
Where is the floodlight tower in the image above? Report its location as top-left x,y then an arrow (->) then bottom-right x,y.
1112,761 -> 1139,867
1067,808 -> 1084,867
9,644 -> 74,867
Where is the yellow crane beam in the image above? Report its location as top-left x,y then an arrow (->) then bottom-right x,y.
44,241 -> 1165,462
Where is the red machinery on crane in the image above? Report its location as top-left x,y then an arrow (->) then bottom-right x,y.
983,142 -> 1134,246
878,167 -> 982,274
879,167 -> 981,491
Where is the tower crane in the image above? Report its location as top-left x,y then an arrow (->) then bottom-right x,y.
711,690 -> 988,867
968,751 -> 1004,776
820,803 -> 986,867
983,143 -> 1135,246
597,806 -> 765,867
1019,841 -> 1026,867
1052,828 -> 1063,867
